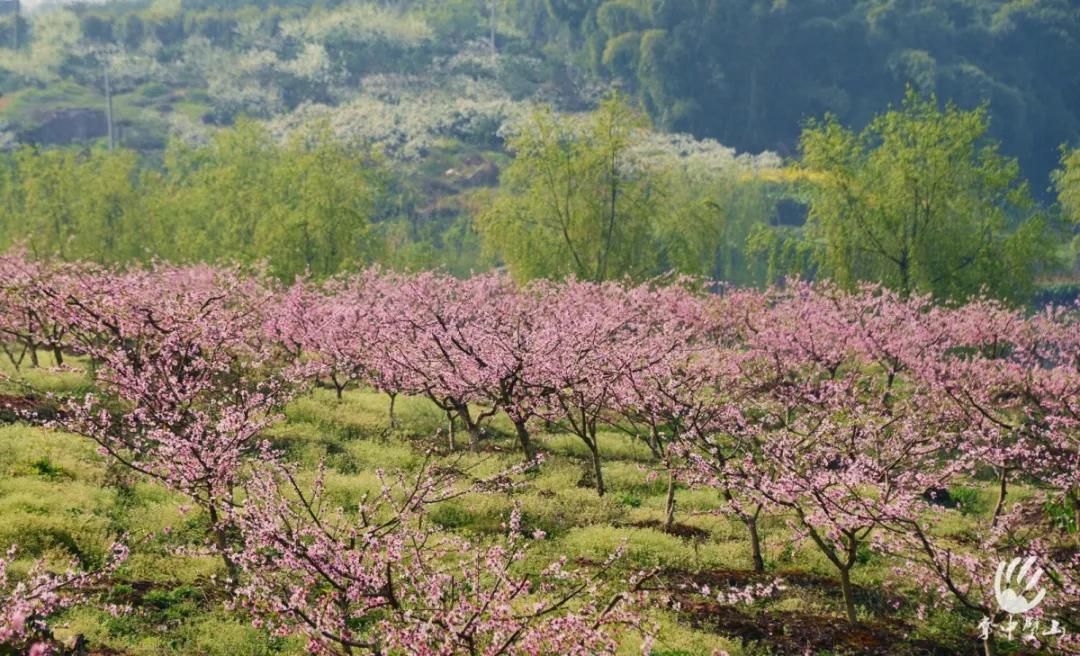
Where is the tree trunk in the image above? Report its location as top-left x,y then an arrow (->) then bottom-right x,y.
724,489 -> 765,573
1071,487 -> 1080,548
838,565 -> 857,623
513,418 -> 536,465
898,250 -> 911,299
747,513 -> 765,573
0,343 -> 23,371
332,374 -> 345,401
587,439 -> 605,497
52,345 -> 63,366
456,403 -> 482,451
387,392 -> 398,429
983,636 -> 995,656
664,470 -> 677,531
207,503 -> 238,584
992,468 -> 1008,527
466,423 -> 482,451
29,344 -> 38,368
446,411 -> 456,451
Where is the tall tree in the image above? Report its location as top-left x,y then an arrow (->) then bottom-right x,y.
1055,145 -> 1080,225
797,89 -> 1047,301
1053,146 -> 1080,274
476,94 -> 659,282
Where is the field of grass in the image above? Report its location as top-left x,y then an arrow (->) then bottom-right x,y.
0,358 -> 1022,655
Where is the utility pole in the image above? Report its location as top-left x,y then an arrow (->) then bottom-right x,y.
11,0 -> 19,51
104,62 -> 115,151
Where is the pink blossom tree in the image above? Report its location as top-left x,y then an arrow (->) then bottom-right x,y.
46,264 -> 300,578
0,250 -> 85,369
394,273 -> 548,463
264,276 -> 326,364
527,280 -> 680,497
606,282 -> 744,531
233,460 -> 653,655
367,272 -> 501,451
1,542 -> 128,655
700,283 -> 962,622
884,298 -> 1080,654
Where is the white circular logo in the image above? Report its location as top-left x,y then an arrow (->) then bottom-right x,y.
994,556 -> 1046,615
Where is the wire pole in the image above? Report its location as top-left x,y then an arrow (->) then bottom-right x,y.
104,62 -> 115,151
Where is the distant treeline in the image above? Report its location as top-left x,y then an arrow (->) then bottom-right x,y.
0,122 -> 383,279
5,0 -> 1077,193
1,94 -> 1076,305
0,110 -> 782,285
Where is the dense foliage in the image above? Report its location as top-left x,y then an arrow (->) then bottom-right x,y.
0,122 -> 380,279
544,0 -> 1080,193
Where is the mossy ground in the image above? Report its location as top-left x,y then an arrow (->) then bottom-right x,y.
0,358 -> 1036,655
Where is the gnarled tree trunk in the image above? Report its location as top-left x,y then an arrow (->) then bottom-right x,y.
513,418 -> 536,464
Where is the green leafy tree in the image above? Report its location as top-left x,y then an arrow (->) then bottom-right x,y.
0,147 -> 144,262
636,133 -> 780,284
1052,145 -> 1080,275
477,94 -> 659,282
1055,146 -> 1080,225
797,90 -> 1048,302
157,121 -> 380,279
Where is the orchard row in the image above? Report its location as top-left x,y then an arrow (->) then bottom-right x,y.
0,250 -> 1077,654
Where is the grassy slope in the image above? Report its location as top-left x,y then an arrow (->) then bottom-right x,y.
0,359 -> 1026,655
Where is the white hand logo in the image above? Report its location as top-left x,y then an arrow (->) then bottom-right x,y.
994,556 -> 1046,615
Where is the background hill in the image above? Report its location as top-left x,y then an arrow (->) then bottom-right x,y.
0,0 -> 1076,298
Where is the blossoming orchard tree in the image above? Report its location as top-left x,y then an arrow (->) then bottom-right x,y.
388,273 -> 549,463
696,284 -> 965,622
1,542 -> 128,655
528,279 -> 689,497
607,282 -> 734,531
889,296 -> 1080,654
0,250 -> 81,369
234,460 -> 653,655
43,264 -> 300,578
369,271 -> 502,450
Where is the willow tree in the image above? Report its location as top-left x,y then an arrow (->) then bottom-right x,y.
476,94 -> 660,282
1055,146 -> 1080,225
798,89 -> 1048,302
1054,145 -> 1080,276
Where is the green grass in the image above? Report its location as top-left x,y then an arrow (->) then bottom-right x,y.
0,368 -> 1048,655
